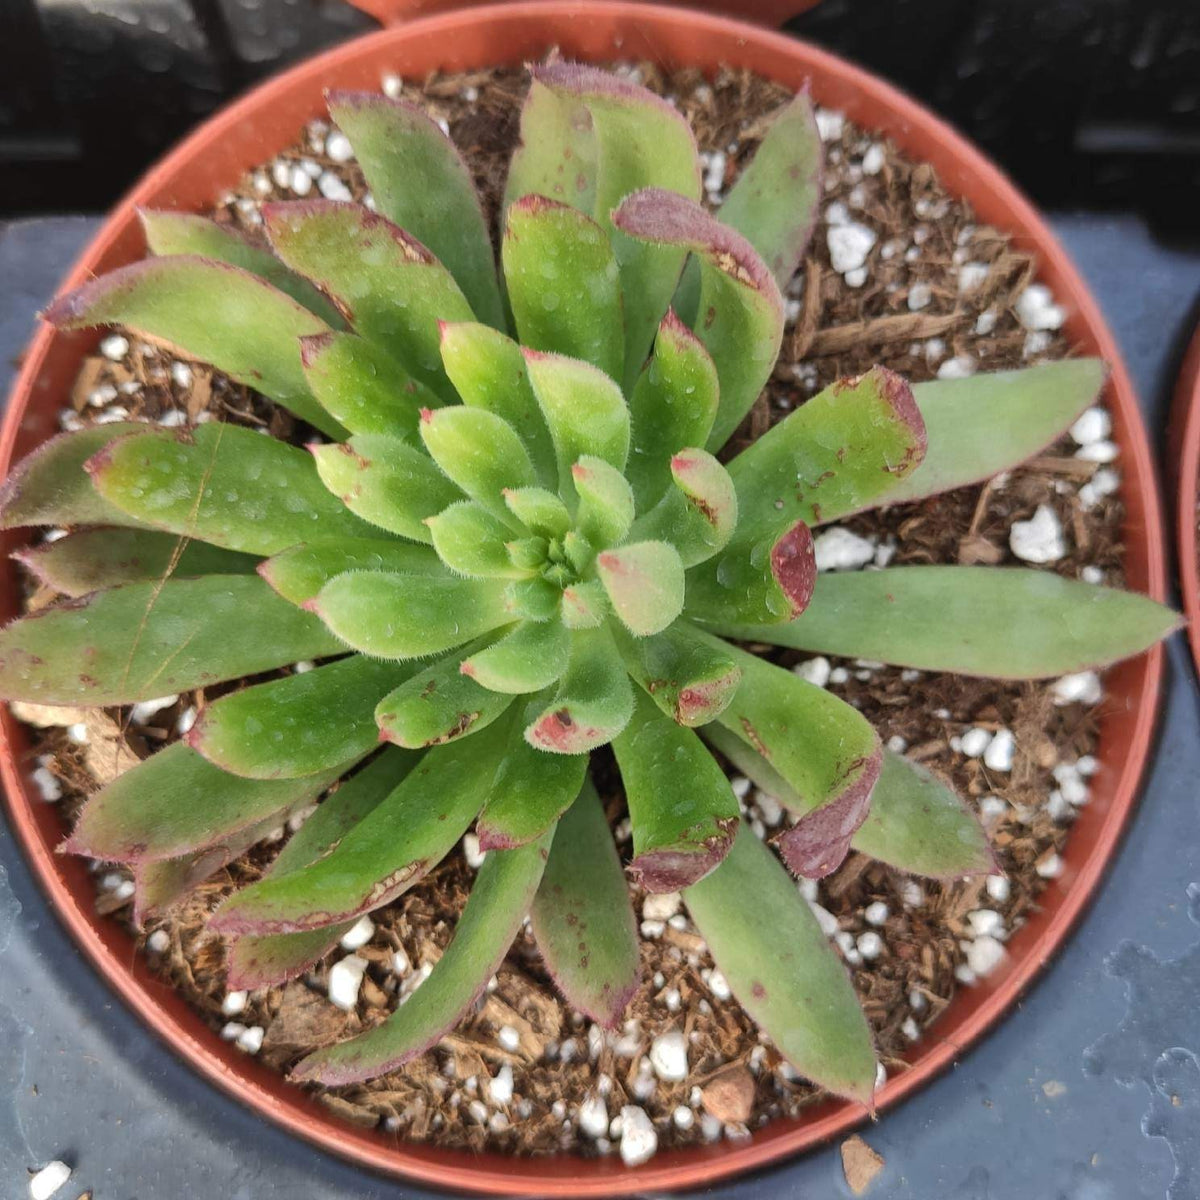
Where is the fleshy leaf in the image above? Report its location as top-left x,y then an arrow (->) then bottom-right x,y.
880,359 -> 1107,510
853,751 -> 994,878
719,566 -> 1181,678
426,501 -> 527,578
273,749 -> 421,875
375,637 -> 515,748
530,780 -> 639,1026
140,209 -> 345,326
327,90 -> 504,330
728,367 -> 925,535
211,721 -> 510,935
292,829 -> 551,1085
627,312 -> 719,511
613,620 -> 741,726
596,540 -> 685,637
66,742 -> 349,862
531,62 -> 702,386
259,538 -> 445,606
226,750 -> 422,988
476,700 -> 589,849
571,456 -> 634,549
0,575 -> 341,705
227,926 -> 344,993
461,620 -> 570,694
612,189 -> 783,451
775,761 -> 879,879
438,322 -> 558,489
630,448 -> 737,567
299,331 -> 441,440
684,824 -> 877,1104
503,74 -> 598,216
702,718 -> 886,875
262,200 -> 473,402
90,423 -> 378,555
310,435 -> 461,542
418,406 -> 534,524
701,634 -> 882,860
503,487 -> 571,539
44,257 -> 345,438
525,625 -> 633,753
560,580 -> 610,629
613,690 -> 739,891
712,93 -> 822,288
506,575 -> 561,621
503,195 -> 623,380
0,424 -> 148,531
685,518 -> 816,625
190,654 -> 417,779
523,350 -> 630,505
135,807 -> 289,923
311,571 -> 511,660
14,528 -> 260,597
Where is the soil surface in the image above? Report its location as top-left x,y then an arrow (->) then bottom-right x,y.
21,61 -> 1127,1159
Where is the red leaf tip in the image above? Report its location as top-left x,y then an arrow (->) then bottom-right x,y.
770,521 -> 817,617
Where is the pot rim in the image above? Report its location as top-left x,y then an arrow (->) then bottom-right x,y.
1172,322 -> 1200,678
0,3 -> 1168,1194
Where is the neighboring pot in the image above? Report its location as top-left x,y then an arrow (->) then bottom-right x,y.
1171,320 -> 1200,679
0,3 -> 1169,1194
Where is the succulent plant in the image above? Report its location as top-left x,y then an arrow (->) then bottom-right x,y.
0,63 -> 1176,1103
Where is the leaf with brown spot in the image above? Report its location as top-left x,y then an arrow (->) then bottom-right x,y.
685,824 -> 877,1104
530,779 -> 638,1026
613,689 -> 738,891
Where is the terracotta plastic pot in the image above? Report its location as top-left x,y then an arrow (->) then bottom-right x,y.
1171,321 -> 1200,679
0,2 -> 1169,1194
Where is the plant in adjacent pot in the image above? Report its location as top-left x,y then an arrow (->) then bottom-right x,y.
0,63 -> 1176,1113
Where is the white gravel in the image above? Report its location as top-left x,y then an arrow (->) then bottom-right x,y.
29,1162 -> 71,1200
793,656 -> 832,687
960,727 -> 993,758
1051,672 -> 1102,706
856,931 -> 883,960
618,1105 -> 659,1166
463,832 -> 486,869
236,1024 -> 264,1054
488,1064 -> 514,1105
339,914 -> 375,950
328,954 -> 368,1011
906,281 -> 932,311
642,892 -> 680,922
100,334 -> 130,360
986,875 -> 1011,903
648,1030 -> 689,1081
221,990 -> 248,1015
1069,407 -> 1111,445
578,1093 -> 609,1139
827,222 -> 876,275
1015,283 -> 1066,331
983,729 -> 1015,772
324,129 -> 353,162
966,935 -> 1007,977
937,354 -> 976,379
129,694 -> 178,725
813,527 -> 877,571
1009,504 -> 1066,563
